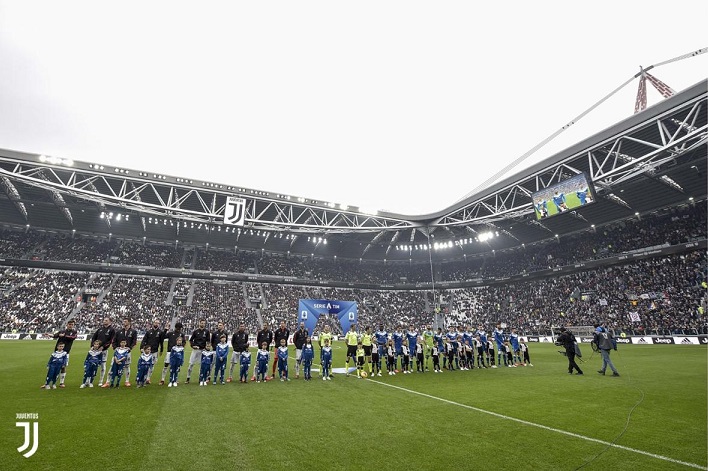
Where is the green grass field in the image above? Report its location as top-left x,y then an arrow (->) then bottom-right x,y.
1,341 -> 706,471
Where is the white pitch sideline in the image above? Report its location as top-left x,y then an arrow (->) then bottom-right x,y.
366,379 -> 706,470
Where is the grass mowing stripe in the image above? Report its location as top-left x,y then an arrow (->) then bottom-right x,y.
366,378 -> 707,470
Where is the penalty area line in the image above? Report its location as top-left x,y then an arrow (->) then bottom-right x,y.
366,379 -> 706,470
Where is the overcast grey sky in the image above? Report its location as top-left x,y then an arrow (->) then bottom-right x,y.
1,1 -> 706,215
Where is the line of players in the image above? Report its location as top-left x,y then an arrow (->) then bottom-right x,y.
341,323 -> 533,378
40,317 -> 533,390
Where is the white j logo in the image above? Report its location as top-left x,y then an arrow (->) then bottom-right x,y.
16,421 -> 39,458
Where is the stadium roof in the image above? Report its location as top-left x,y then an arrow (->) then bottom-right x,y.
0,79 -> 705,263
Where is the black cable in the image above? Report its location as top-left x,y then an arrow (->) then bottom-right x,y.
574,349 -> 645,470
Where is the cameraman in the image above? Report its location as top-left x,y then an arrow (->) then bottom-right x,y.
556,327 -> 583,375
592,326 -> 620,377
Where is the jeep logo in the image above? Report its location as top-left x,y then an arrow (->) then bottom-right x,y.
654,338 -> 672,344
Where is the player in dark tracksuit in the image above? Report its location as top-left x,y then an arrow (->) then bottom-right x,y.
53,319 -> 78,387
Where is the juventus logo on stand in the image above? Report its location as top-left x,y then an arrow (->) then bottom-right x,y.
16,421 -> 39,458
224,197 -> 246,226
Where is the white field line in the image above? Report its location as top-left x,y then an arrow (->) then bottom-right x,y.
366,379 -> 707,470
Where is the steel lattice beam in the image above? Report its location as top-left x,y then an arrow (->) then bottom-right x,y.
433,91 -> 706,227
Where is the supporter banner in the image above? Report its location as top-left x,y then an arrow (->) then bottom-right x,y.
298,299 -> 358,335
631,337 -> 654,344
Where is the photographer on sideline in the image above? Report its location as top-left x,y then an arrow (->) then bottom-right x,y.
556,327 -> 583,375
592,326 -> 620,377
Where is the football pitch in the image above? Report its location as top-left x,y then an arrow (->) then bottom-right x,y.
1,341 -> 706,471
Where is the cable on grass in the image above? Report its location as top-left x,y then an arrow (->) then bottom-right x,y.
573,349 -> 645,470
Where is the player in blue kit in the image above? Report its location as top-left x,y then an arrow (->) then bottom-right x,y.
392,327 -> 404,371
81,340 -> 103,388
136,345 -> 155,388
42,342 -> 68,389
576,188 -> 591,205
552,191 -> 567,213
277,338 -> 290,381
374,325 -> 388,350
535,199 -> 548,218
493,324 -> 506,367
509,329 -> 521,365
103,339 -> 130,388
476,326 -> 489,367
256,342 -> 270,383
406,325 -> 418,372
446,327 -> 459,369
301,336 -> 315,381
168,337 -> 185,387
199,343 -> 215,386
239,348 -> 251,383
321,339 -> 333,380
214,335 -> 229,385
462,326 -> 473,353
374,326 -> 388,375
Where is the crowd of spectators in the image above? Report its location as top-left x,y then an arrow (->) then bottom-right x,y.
71,276 -> 174,334
197,248 -> 258,273
36,234 -> 117,264
443,250 -> 707,336
1,247 -> 705,336
260,283 -> 302,328
109,241 -> 183,268
0,202 -> 704,287
177,280 -> 251,333
0,229 -> 45,259
0,271 -> 88,333
0,202 -> 705,336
